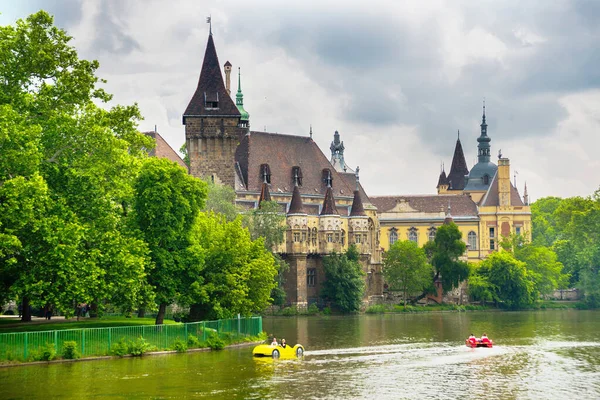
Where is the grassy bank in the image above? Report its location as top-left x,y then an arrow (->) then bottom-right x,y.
0,317 -> 177,333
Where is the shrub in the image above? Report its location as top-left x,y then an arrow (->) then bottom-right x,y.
187,334 -> 201,348
206,333 -> 225,350
307,303 -> 319,315
172,338 -> 187,353
61,341 -> 81,359
365,305 -> 387,314
129,336 -> 152,356
4,309 -> 14,315
111,338 -> 130,357
322,306 -> 331,315
280,306 -> 298,316
30,343 -> 56,361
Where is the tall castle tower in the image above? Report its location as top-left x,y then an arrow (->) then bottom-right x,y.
183,32 -> 245,187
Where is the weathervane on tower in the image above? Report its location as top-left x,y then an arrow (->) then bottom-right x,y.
206,16 -> 212,35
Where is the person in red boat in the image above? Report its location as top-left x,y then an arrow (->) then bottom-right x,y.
468,333 -> 477,347
481,333 -> 491,345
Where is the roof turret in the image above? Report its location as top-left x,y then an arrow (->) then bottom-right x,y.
444,203 -> 454,224
183,34 -> 240,122
330,130 -> 348,172
437,163 -> 448,188
320,179 -> 339,216
447,130 -> 469,190
288,184 -> 306,215
350,167 -> 366,216
258,180 -> 271,207
236,67 -> 249,123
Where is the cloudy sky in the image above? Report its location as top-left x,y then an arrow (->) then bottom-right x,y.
2,0 -> 599,200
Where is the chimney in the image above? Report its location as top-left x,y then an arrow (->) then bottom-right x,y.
224,61 -> 232,95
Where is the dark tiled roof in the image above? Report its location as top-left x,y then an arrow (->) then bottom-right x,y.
183,35 -> 240,120
320,186 -> 339,216
480,174 -> 525,207
447,138 -> 469,190
143,131 -> 187,169
288,185 -> 306,214
437,170 -> 448,188
350,190 -> 366,217
339,172 -> 371,205
371,195 -> 478,217
235,131 -> 356,197
258,181 -> 271,205
224,60 -> 232,67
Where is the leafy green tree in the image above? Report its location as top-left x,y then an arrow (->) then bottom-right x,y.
422,223 -> 469,295
204,182 -> 241,222
384,240 -> 433,306
188,213 -> 278,320
0,11 -> 153,320
477,252 -> 535,309
243,201 -> 286,251
321,245 -> 365,313
133,158 -> 208,324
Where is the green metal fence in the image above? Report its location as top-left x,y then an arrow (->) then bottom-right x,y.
0,316 -> 262,362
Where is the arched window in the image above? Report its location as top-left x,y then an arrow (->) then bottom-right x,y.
483,174 -> 489,185
428,227 -> 436,242
312,227 -> 318,245
341,229 -> 346,246
260,164 -> 271,184
389,230 -> 398,246
468,231 -> 477,250
408,227 -> 418,244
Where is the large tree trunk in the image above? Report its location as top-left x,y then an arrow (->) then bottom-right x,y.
89,302 -> 98,318
155,303 -> 166,325
137,308 -> 145,318
21,297 -> 31,322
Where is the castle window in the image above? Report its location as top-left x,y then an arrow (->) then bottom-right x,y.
322,169 -> 333,187
293,232 -> 300,242
483,174 -> 490,185
428,227 -> 437,242
515,226 -> 521,236
335,232 -> 340,243
260,164 -> 271,184
204,92 -> 219,109
312,227 -> 318,245
307,268 -> 316,287
341,229 -> 345,245
468,231 -> 477,250
355,235 -> 362,244
408,227 -> 418,244
302,232 -> 307,242
292,166 -> 303,186
489,227 -> 495,250
327,233 -> 333,243
389,230 -> 398,246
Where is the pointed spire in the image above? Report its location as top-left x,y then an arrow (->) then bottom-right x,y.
447,132 -> 469,190
236,67 -> 249,123
437,169 -> 448,188
350,190 -> 366,217
330,130 -> 346,172
476,100 -> 492,163
320,185 -> 339,216
183,33 -> 240,120
258,181 -> 271,207
444,202 -> 454,224
309,125 -> 313,139
288,184 -> 305,215
523,181 -> 529,206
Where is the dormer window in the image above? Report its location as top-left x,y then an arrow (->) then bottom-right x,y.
292,166 -> 303,186
204,92 -> 219,109
322,169 -> 333,187
260,164 -> 271,184
483,174 -> 490,185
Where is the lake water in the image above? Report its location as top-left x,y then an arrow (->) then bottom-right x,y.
1,310 -> 599,399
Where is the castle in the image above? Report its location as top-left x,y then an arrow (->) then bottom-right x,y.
155,31 -> 532,307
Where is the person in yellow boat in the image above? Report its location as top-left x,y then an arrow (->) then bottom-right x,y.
271,337 -> 278,346
281,338 -> 287,348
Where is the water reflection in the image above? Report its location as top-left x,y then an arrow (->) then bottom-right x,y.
1,310 -> 599,399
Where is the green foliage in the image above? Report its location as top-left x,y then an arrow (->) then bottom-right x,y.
321,245 -> 365,313
110,338 -> 130,357
188,212 -> 278,321
322,307 -> 331,315
365,304 -> 387,314
128,336 -> 152,356
187,334 -> 202,348
424,223 -> 470,294
280,306 -> 298,316
243,201 -> 286,251
30,343 -> 56,362
206,333 -> 225,350
61,341 -> 80,359
384,240 -> 434,306
172,338 -> 188,353
476,252 -> 535,309
307,303 -> 319,315
530,192 -> 600,307
204,182 -> 240,222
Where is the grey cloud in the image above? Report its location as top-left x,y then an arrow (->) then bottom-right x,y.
91,0 -> 141,55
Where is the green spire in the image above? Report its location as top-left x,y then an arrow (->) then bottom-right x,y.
236,67 -> 249,123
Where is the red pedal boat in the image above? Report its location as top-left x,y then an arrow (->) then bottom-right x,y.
465,336 -> 493,348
